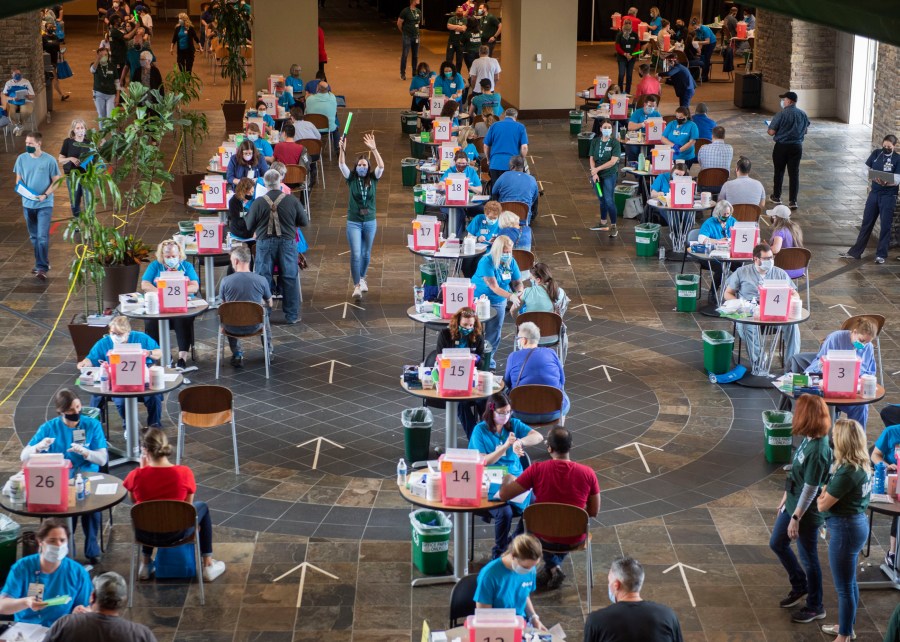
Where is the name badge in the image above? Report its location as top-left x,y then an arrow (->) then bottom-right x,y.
480,228 -> 489,235
450,83 -> 457,89
501,271 -> 511,281
27,583 -> 44,601
72,429 -> 86,444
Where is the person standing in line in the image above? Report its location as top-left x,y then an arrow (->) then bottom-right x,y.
840,134 -> 899,264
318,24 -> 328,78
588,119 -> 621,236
397,0 -> 421,81
614,19 -> 640,94
170,13 -> 200,73
15,131 -> 60,281
767,91 -> 809,210
57,119 -> 91,218
89,46 -> 116,120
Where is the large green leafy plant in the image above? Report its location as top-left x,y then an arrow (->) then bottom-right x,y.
165,68 -> 209,174
213,0 -> 253,104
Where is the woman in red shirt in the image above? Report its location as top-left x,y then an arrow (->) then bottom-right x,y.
123,428 -> 225,582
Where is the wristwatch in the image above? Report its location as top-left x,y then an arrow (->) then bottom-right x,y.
791,514 -> 799,521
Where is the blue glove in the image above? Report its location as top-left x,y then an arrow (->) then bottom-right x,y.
672,144 -> 681,154
473,354 -> 481,365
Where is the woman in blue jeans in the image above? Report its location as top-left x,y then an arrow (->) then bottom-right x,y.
472,236 -> 524,370
338,132 -> 384,301
588,118 -> 621,237
817,419 -> 873,641
769,394 -> 831,624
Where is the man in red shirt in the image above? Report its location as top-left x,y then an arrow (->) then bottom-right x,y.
499,425 -> 600,590
621,7 -> 642,31
273,123 -> 306,166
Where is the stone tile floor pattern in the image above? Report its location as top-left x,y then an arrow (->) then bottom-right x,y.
0,9 -> 899,642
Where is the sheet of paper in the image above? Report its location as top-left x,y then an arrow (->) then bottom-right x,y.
188,299 -> 207,308
87,475 -> 104,481
0,622 -> 50,642
412,313 -> 438,322
163,374 -> 180,382
94,483 -> 118,495
15,181 -> 39,201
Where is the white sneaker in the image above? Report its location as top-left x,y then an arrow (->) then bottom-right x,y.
352,285 -> 362,300
138,561 -> 154,581
202,559 -> 226,582
358,277 -> 368,292
821,624 -> 855,639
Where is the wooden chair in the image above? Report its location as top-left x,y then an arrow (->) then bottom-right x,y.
731,203 -> 762,223
473,136 -> 485,156
773,247 -> 811,310
501,201 -> 529,226
694,137 -> 712,158
512,249 -> 535,281
509,384 -> 563,430
696,168 -> 729,195
215,302 -> 270,379
448,574 -> 479,627
129,501 -> 204,607
297,138 -> 325,190
283,163 -> 310,219
302,114 -> 332,160
516,312 -> 564,359
634,93 -> 659,109
841,314 -> 886,385
177,385 -> 240,474
523,503 -> 593,610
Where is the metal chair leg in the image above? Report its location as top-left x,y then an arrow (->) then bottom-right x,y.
231,411 -> 240,475
263,325 -> 270,379
176,419 -> 184,465
128,543 -> 136,607
194,530 -> 205,605
215,327 -> 222,379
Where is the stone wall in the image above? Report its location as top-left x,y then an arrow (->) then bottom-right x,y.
871,43 -> 900,246
0,12 -> 47,128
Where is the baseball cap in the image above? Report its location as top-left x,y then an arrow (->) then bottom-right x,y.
766,204 -> 792,219
779,91 -> 798,102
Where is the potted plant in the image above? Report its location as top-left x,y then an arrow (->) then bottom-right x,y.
165,68 -> 210,204
213,0 -> 253,133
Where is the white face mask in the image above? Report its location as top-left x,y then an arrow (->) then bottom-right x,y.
780,99 -> 786,109
608,583 -> 617,603
248,133 -> 259,142
601,128 -> 612,137
110,333 -> 127,344
42,543 -> 68,564
511,559 -> 531,575
242,153 -> 254,161
757,258 -> 773,273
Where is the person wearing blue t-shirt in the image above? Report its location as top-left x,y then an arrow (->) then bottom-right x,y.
20,391 -> 108,563
691,103 -> 716,140
483,108 -> 528,182
470,79 -> 502,117
469,393 -> 543,557
0,519 -> 92,627
245,122 -> 274,163
491,155 -> 539,223
408,62 -> 435,111
435,60 -> 466,103
274,83 -> 295,111
626,96 -> 661,162
78,316 -> 163,428
697,200 -> 739,300
647,8 -> 663,35
873,422 -> 900,567
690,19 -> 716,82
474,533 -> 546,630
649,162 -> 689,229
285,64 -> 304,99
250,101 -> 276,130
473,237 -> 523,368
467,204 -> 501,243
661,107 -> 699,167
14,132 -> 60,281
440,151 -> 483,236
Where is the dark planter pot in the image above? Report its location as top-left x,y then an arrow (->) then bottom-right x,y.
222,100 -> 246,134
172,172 -> 206,205
101,263 -> 141,312
68,314 -> 110,362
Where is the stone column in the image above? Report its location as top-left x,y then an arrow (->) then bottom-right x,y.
0,12 -> 47,128
870,44 -> 900,246
251,0 -> 318,95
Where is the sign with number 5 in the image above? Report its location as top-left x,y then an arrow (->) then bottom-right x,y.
729,222 -> 759,258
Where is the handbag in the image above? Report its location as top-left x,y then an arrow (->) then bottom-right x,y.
56,52 -> 73,80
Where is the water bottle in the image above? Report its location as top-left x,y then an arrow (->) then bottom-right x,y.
99,363 -> 110,393
397,459 -> 408,487
874,461 -> 887,494
637,152 -> 645,171
75,474 -> 85,502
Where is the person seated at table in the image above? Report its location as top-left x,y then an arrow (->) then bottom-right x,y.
718,156 -> 766,209
77,316 -> 163,428
697,200 -> 737,301
474,107 -> 497,138
504,321 -> 569,425
0,519 -> 92,627
691,102 -> 716,140
408,62 -> 434,111
660,54 -> 696,109
274,81 -> 295,112
219,245 -> 273,368
474,533 -> 547,631
272,123 -> 306,167
467,199 -> 501,243
439,149 -> 482,192
724,243 -> 800,376
305,81 -> 340,153
491,155 -> 539,225
245,122 -> 273,164
226,140 -> 269,187
768,204 -> 806,279
251,100 -> 276,130
439,99 -> 461,129
871,423 -> 900,570
19,390 -> 108,564
140,239 -> 200,369
457,126 -> 480,162
227,178 -> 255,243
435,60 -> 466,103
698,127 -> 733,177
285,63 -> 304,99
470,78 -> 502,118
436,306 -> 485,438
469,393 -> 543,558
635,67 -> 661,100
513,262 -> 570,361
473,237 -> 523,368
497,209 -> 532,252
625,94 -> 661,162
661,106 -> 699,169
649,161 -> 688,201
124,428 -> 226,582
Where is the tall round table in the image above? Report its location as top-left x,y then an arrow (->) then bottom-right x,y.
120,302 -> 209,366
185,248 -> 232,308
776,383 -> 885,424
440,198 -> 491,239
730,309 -> 810,388
859,500 -> 900,591
407,242 -> 487,279
648,200 -> 715,260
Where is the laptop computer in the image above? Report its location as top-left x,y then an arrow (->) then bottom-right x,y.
868,169 -> 899,186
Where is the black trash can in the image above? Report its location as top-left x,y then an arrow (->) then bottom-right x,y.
734,71 -> 761,109
402,407 -> 433,463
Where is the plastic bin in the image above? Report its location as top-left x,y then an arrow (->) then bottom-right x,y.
0,515 -> 18,586
420,263 -> 438,286
762,410 -> 794,464
703,330 -> 734,375
569,110 -> 584,135
675,274 -> 700,312
577,132 -> 595,158
410,509 -> 452,574
401,110 -> 420,134
410,135 -> 430,160
635,223 -> 660,257
615,184 -> 637,216
402,407 -> 433,463
402,158 -> 419,187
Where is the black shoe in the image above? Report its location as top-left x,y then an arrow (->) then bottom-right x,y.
88,556 -> 101,565
230,355 -> 244,368
886,551 -> 896,570
838,251 -> 861,260
791,606 -> 826,623
779,589 -> 807,608
401,73 -> 406,80
769,194 -> 782,204
546,568 -> 567,590
788,201 -> 798,210
176,358 -> 186,369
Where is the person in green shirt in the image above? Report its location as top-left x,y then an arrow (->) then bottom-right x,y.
769,394 -> 831,625
397,0 -> 421,81
588,119 -> 622,236
446,6 -> 467,72
817,419 -> 873,641
478,2 -> 502,56
462,17 -> 483,73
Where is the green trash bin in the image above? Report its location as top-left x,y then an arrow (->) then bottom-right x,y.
635,223 -> 660,257
402,407 -> 433,463
0,516 -> 19,586
702,330 -> 734,375
401,110 -> 420,134
675,274 -> 700,313
569,110 -> 584,135
762,410 -> 794,464
577,132 -> 595,158
615,184 -> 637,216
413,185 -> 426,214
410,134 -> 431,160
410,509 -> 452,574
402,158 -> 419,187
420,263 -> 438,286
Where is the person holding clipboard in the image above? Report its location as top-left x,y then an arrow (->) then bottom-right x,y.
840,134 -> 900,264
14,131 -> 60,281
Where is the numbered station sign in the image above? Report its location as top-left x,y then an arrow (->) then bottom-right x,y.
218,143 -> 236,169
611,12 -> 622,29
822,350 -> 861,398
432,116 -> 453,143
25,456 -> 71,512
645,117 -> 664,143
439,448 -> 484,506
609,94 -> 629,119
729,222 -> 759,258
445,173 -> 469,206
439,143 -> 459,171
466,610 -> 525,642
195,217 -> 225,254
593,75 -> 610,99
201,177 -> 227,209
669,178 -> 695,208
441,278 -> 475,318
758,279 -> 792,321
412,216 -> 441,251
437,351 -> 476,397
430,94 -> 446,118
267,74 -> 284,94
651,145 -> 673,174
108,344 -> 146,392
158,274 -> 189,314
246,115 -> 266,137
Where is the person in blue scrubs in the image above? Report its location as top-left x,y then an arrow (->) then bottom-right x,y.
872,422 -> 900,568
473,237 -> 523,368
467,199 -> 501,243
251,101 -> 276,130
284,64 -> 304,101
440,151 -> 482,236
649,161 -> 688,200
469,393 -> 543,558
20,391 -> 108,563
474,533 -> 547,631
246,122 -> 274,163
625,95 -> 661,162
435,60 -> 465,103
274,82 -> 295,112
697,200 -> 738,300
408,62 -> 435,111
661,107 -> 699,168
689,18 -> 716,82
0,519 -> 92,627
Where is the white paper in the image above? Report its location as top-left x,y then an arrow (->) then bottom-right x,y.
87,475 -> 104,481
412,313 -> 439,322
2,622 -> 50,641
15,182 -> 40,201
188,299 -> 207,308
163,374 -> 180,382
94,483 -> 118,495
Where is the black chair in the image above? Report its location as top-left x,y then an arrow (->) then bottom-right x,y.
449,573 -> 479,628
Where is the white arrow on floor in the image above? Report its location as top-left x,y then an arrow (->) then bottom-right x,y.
572,303 -> 603,321
828,303 -> 855,317
614,441 -> 662,474
338,250 -> 350,256
324,302 -> 365,319
547,213 -> 567,226
296,436 -> 346,470
554,250 -> 582,266
272,561 -> 340,608
663,562 -> 706,607
311,359 -> 351,384
589,364 -> 621,382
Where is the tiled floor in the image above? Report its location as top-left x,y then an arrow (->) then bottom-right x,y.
0,7 -> 898,642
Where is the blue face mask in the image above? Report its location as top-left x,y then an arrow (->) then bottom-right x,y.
356,166 -> 368,177
459,326 -> 472,336
164,257 -> 180,269
444,71 -> 453,79
853,341 -> 866,351
608,584 -> 617,604
500,253 -> 511,263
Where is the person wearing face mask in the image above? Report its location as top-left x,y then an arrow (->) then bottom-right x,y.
2,67 -> 36,136
169,13 -> 200,72
588,118 -> 622,236
659,55 -> 696,109
614,19 -> 641,94
226,178 -> 256,244
446,6 -> 468,73
688,17 -> 716,82
724,243 -> 801,376
408,62 -> 435,111
130,50 -> 164,98
140,240 -> 201,367
504,321 -> 570,424
439,151 -> 483,236
624,96 -> 661,162
583,557 -> 683,641
473,236 -> 524,367
767,91 -> 810,210
469,394 -> 543,558
20,391 -> 108,565
497,209 -> 532,252
284,64 -> 304,103
474,534 -> 546,630
768,204 -> 806,278
647,6 -> 662,35
0,519 -> 92,627
478,2 -> 502,56
107,14 -> 139,78
305,81 -> 340,153
273,81 -> 295,112
245,122 -> 274,164
436,307 -> 486,437
121,28 -> 155,89
338,133 -> 384,301
90,47 -> 117,118
57,119 -> 91,218
661,107 -> 699,168
649,161 -> 688,201
697,200 -> 737,299
252,100 -> 276,129
226,140 -> 269,187
435,60 -> 465,103
513,262 -> 570,360
15,131 -> 60,281
840,134 -> 900,264
77,315 -> 163,427
397,0 -> 421,81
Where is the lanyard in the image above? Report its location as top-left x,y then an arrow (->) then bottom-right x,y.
357,178 -> 369,204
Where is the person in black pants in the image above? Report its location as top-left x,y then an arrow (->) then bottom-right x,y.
767,91 -> 809,210
170,13 -> 200,73
436,307 -> 486,439
614,20 -> 640,94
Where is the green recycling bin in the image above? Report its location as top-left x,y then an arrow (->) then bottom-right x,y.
410,509 -> 452,574
675,274 -> 700,313
413,185 -> 426,214
577,132 -> 595,158
762,410 -> 794,464
401,110 -> 420,134
569,110 -> 584,135
635,223 -> 660,257
420,263 -> 438,286
402,407 -> 433,463
0,516 -> 19,586
703,330 -> 734,375
615,184 -> 637,216
402,158 -> 419,187
178,221 -> 195,234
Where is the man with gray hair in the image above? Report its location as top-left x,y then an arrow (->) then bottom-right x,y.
484,107 -> 529,184
583,557 -> 683,641
45,571 -> 157,641
218,245 -> 274,367
244,169 -> 308,325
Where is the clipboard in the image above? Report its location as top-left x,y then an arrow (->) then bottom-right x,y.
868,169 -> 899,186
